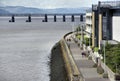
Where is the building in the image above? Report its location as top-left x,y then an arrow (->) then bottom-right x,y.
92,1 -> 120,48
85,10 -> 92,38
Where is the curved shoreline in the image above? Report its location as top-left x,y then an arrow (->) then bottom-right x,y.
50,42 -> 68,81
50,32 -> 74,81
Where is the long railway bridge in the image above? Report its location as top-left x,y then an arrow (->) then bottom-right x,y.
0,13 -> 85,22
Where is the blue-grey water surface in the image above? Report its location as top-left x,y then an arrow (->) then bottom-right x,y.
0,17 -> 80,81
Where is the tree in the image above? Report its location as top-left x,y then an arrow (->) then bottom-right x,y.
102,43 -> 120,74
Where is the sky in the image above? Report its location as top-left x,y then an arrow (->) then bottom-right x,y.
0,0 -> 117,9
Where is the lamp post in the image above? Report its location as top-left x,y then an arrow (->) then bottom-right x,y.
94,37 -> 96,47
80,23 -> 85,48
80,25 -> 83,47
103,40 -> 106,73
89,35 -> 90,46
89,27 -> 92,46
72,23 -> 75,38
89,33 -> 91,46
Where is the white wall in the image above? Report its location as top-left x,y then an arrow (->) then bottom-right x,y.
112,16 -> 120,42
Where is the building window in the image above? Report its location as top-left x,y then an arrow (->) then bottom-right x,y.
103,12 -> 107,17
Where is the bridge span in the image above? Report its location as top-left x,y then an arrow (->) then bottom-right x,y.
0,13 -> 85,22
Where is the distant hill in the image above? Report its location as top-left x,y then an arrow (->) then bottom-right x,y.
0,9 -> 10,14
0,6 -> 89,14
44,8 -> 87,14
0,6 -> 45,14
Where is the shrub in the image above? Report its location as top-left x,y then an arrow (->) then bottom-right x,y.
88,56 -> 92,60
97,66 -> 104,74
93,63 -> 97,68
101,43 -> 120,74
103,73 -> 108,78
84,37 -> 92,46
76,35 -> 81,40
94,47 -> 99,52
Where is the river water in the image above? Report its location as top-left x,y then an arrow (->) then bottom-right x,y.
0,17 -> 81,81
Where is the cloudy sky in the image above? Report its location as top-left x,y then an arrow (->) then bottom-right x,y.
0,0 -> 116,9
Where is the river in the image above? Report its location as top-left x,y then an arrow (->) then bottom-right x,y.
0,17 -> 80,81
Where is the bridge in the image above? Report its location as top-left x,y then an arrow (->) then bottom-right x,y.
0,13 -> 85,22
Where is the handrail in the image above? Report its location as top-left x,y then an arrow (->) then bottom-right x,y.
60,32 -> 85,81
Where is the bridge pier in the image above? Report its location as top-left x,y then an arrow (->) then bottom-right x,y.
71,15 -> 75,22
26,15 -> 31,22
63,15 -> 66,22
54,15 -> 57,22
80,15 -> 83,21
9,15 -> 15,22
44,14 -> 48,22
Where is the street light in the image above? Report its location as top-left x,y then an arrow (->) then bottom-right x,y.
72,22 -> 76,39
80,24 -> 84,47
79,23 -> 86,49
72,23 -> 74,32
89,33 -> 91,46
104,40 -> 106,72
94,37 -> 96,47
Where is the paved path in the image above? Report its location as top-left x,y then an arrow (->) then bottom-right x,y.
66,39 -> 110,81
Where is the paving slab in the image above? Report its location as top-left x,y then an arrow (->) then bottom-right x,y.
66,38 -> 110,81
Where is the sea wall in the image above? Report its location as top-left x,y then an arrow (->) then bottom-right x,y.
50,42 -> 68,81
60,32 -> 84,81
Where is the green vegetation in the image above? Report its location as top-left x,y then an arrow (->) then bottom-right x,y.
75,26 -> 81,40
101,43 -> 120,74
103,73 -> 108,78
93,63 -> 97,68
83,36 -> 92,46
75,26 -> 92,46
76,34 -> 81,40
94,47 -> 99,52
75,26 -> 81,32
75,34 -> 92,46
97,66 -> 104,74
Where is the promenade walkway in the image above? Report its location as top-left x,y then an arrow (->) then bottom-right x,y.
66,36 -> 110,81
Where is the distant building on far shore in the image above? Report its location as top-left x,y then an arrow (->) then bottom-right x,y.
92,1 -> 120,48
